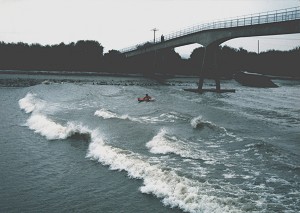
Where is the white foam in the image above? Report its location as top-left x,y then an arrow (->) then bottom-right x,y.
19,93 -> 45,113
87,133 -> 241,213
94,109 -> 119,119
94,109 -> 143,123
191,116 -> 202,129
26,113 -> 90,140
190,116 -> 227,133
266,176 -> 290,185
95,109 -> 187,124
146,128 -> 201,160
19,92 -> 60,114
19,93 -> 241,212
19,93 -> 90,140
146,129 -> 219,166
146,128 -> 179,155
137,112 -> 186,123
191,116 -> 243,142
159,112 -> 188,122
223,170 -> 237,179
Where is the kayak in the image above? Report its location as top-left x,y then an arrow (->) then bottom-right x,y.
138,98 -> 155,102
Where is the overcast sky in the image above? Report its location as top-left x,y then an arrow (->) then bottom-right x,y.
0,0 -> 299,57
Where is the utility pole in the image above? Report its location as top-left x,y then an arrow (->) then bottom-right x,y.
151,28 -> 158,43
258,40 -> 260,54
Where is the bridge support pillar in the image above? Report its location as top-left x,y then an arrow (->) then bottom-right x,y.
216,79 -> 221,91
197,45 -> 221,92
197,46 -> 206,91
186,44 -> 235,94
198,78 -> 204,91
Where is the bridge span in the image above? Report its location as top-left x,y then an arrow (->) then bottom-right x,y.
120,7 -> 300,92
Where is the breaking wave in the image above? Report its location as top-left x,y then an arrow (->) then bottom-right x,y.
146,128 -> 198,159
95,109 -> 188,124
191,116 -> 222,130
19,92 -> 90,140
26,114 -> 90,140
87,132 -> 242,213
191,116 -> 243,141
94,108 -> 119,119
19,93 -> 46,113
18,93 -> 243,213
146,128 -> 218,165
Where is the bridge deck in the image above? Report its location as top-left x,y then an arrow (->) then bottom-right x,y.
120,7 -> 300,57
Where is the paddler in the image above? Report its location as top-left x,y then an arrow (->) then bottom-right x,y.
143,94 -> 151,101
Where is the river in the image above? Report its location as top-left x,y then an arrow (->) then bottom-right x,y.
0,73 -> 299,212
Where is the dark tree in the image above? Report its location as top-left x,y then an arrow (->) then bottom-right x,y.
103,50 -> 127,73
0,40 -> 299,78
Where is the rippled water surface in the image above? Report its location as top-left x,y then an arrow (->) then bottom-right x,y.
0,74 -> 299,213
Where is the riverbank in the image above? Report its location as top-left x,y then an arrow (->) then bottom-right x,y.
0,71 -> 199,87
1,70 -> 299,88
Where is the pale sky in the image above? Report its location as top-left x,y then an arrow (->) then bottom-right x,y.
0,0 -> 300,58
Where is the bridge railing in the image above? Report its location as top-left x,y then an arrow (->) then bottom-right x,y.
120,6 -> 300,53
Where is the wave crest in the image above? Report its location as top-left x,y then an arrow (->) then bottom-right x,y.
19,93 -> 45,113
87,134 -> 241,213
191,116 -> 219,130
27,114 -> 91,140
19,93 -> 90,140
94,109 -> 119,119
191,116 -> 243,142
95,109 -> 188,124
146,128 -> 213,163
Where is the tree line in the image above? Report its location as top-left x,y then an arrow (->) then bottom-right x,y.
0,40 -> 299,78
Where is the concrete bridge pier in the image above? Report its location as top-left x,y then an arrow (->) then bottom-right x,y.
197,44 -> 224,93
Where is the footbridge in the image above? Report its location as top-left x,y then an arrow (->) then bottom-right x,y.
120,7 -> 300,92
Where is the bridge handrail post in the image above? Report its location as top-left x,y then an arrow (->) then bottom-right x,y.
294,10 -> 296,19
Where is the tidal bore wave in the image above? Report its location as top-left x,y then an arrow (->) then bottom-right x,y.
18,92 -> 243,213
17,90 -> 299,213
